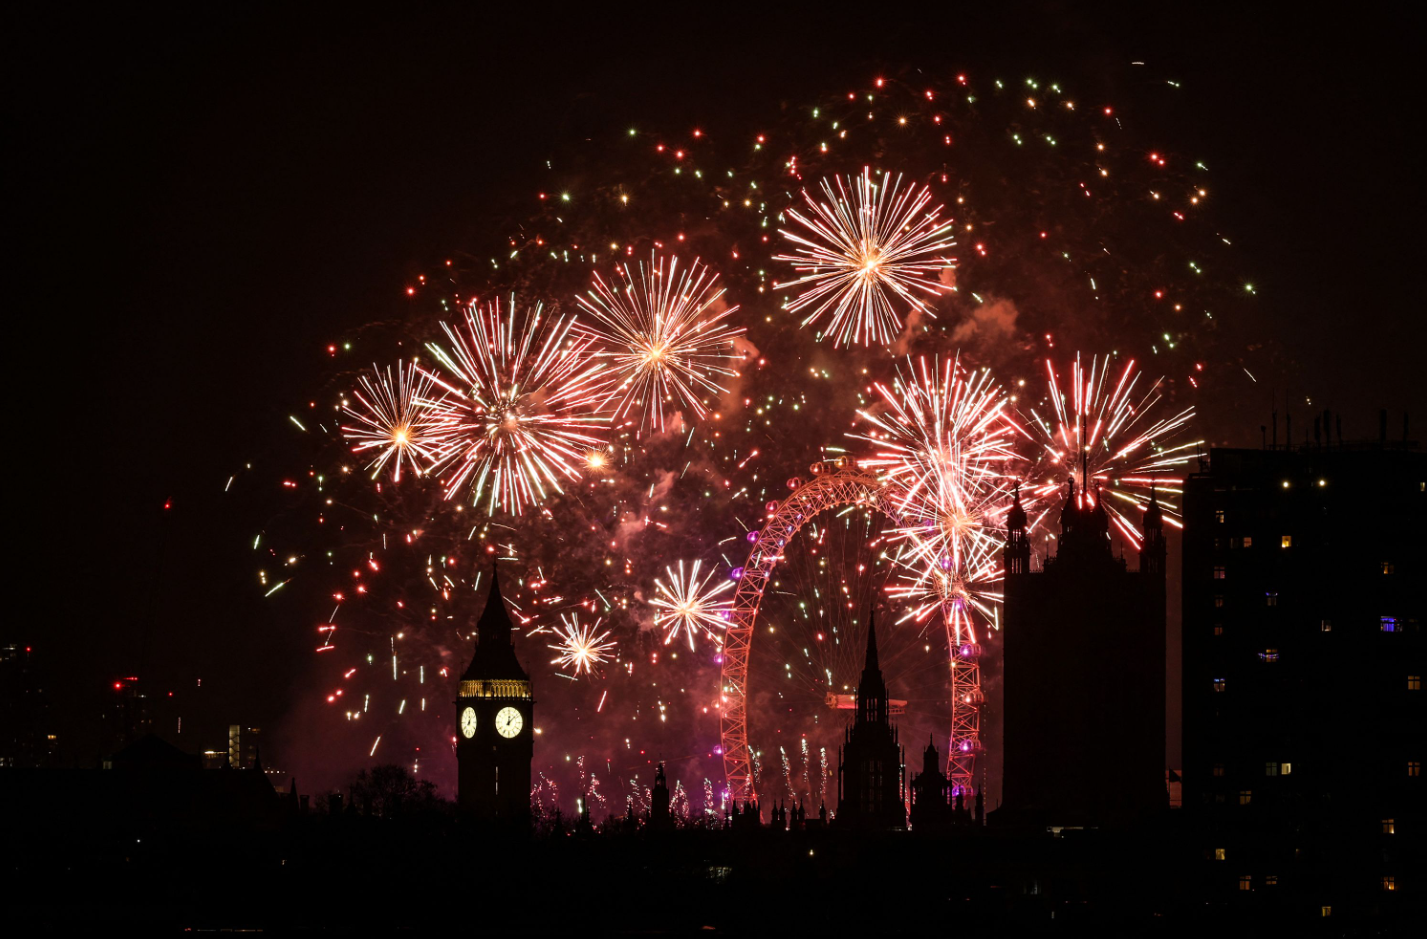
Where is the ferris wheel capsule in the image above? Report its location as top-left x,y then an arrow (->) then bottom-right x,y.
787,477 -> 803,490
809,462 -> 825,476
766,501 -> 780,514
833,455 -> 852,469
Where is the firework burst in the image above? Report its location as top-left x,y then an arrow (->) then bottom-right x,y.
577,254 -> 744,435
852,356 -> 1022,641
340,361 -> 442,482
1024,354 -> 1197,543
548,612 -> 616,677
650,559 -> 734,651
775,167 -> 957,347
422,297 -> 609,514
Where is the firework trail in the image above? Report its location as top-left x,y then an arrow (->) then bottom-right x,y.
1024,354 -> 1198,543
650,559 -> 735,650
671,780 -> 690,822
340,360 -> 443,483
577,254 -> 745,435
703,778 -> 717,819
422,296 -> 608,514
776,167 -> 957,348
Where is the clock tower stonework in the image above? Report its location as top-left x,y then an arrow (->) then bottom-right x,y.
455,568 -> 533,825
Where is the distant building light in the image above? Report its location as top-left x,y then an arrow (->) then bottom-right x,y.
1281,535 -> 1292,548
1383,818 -> 1396,835
1381,616 -> 1399,633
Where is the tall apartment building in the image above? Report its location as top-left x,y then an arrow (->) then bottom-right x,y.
1182,424 -> 1423,914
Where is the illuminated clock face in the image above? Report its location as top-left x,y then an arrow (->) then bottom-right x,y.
495,706 -> 523,739
460,707 -> 477,739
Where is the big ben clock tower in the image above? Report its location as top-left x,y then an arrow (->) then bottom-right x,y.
456,567 -> 533,825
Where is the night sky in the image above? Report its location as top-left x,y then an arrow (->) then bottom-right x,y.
12,4 -> 1424,793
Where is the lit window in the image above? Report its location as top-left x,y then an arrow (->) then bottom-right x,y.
1215,510 -> 1225,524
1410,676 -> 1422,691
1266,762 -> 1278,776
1381,561 -> 1395,574
1259,649 -> 1279,663
1213,625 -> 1223,636
1321,906 -> 1332,918
1281,762 -> 1292,775
1382,819 -> 1395,834
1265,875 -> 1278,886
1281,535 -> 1292,548
1239,790 -> 1252,805
1410,762 -> 1421,777
1239,875 -> 1252,891
1382,876 -> 1395,892
1213,565 -> 1226,579
1320,619 -> 1332,633
1214,595 -> 1225,609
1242,536 -> 1253,548
1266,592 -> 1278,607
1213,763 -> 1225,777
1381,616 -> 1399,633
1214,847 -> 1226,861
1214,679 -> 1226,693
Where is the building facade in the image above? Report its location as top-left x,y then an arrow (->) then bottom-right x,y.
1001,481 -> 1168,827
1182,438 -> 1424,909
456,568 -> 534,825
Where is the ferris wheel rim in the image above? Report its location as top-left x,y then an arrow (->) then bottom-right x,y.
719,459 -> 917,801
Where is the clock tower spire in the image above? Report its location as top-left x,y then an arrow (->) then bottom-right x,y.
456,564 -> 534,827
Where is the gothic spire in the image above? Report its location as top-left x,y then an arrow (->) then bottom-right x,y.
1144,485 -> 1163,531
864,609 -> 880,674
